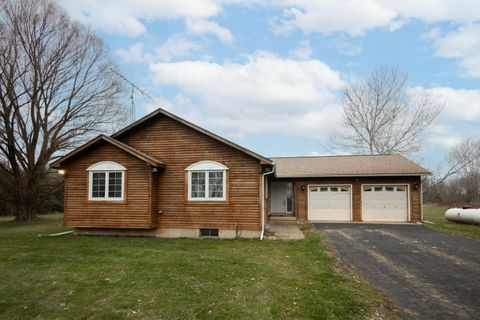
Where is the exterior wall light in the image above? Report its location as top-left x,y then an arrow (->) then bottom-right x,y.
58,169 -> 66,175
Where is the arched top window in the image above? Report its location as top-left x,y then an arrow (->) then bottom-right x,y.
87,161 -> 126,201
87,161 -> 127,171
185,160 -> 228,171
186,161 -> 228,201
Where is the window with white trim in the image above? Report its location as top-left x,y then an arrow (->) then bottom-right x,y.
87,161 -> 126,200
186,161 -> 228,201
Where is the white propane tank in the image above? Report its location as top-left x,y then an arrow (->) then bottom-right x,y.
445,208 -> 480,225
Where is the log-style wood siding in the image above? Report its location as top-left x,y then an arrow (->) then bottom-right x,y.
269,176 -> 422,222
116,115 -> 263,231
60,110 -> 424,231
62,142 -> 153,229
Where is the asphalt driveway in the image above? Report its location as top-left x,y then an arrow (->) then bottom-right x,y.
315,224 -> 480,320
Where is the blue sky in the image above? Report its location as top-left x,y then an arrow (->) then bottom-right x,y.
59,1 -> 480,170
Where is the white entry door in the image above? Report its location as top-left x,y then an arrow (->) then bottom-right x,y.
362,185 -> 408,222
271,182 -> 293,214
308,185 -> 351,221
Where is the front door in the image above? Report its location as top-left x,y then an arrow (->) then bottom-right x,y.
271,182 -> 293,215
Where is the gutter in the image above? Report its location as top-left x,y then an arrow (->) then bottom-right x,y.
260,164 -> 275,240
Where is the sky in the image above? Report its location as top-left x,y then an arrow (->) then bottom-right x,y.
58,0 -> 480,170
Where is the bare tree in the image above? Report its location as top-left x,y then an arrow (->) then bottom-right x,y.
425,138 -> 480,193
335,66 -> 443,155
0,0 -> 128,221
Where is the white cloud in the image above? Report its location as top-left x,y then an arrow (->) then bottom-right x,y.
412,86 -> 480,122
154,35 -> 201,62
148,51 -> 344,138
289,40 -> 313,60
419,27 -> 442,40
275,1 -> 397,36
408,86 -> 480,151
274,0 -> 480,36
186,20 -> 235,45
116,43 -> 148,64
329,38 -> 363,56
59,0 -> 480,76
59,0 -> 480,39
116,36 -> 200,64
433,24 -> 480,77
387,0 -> 480,23
270,1 -> 480,77
58,0 -> 221,36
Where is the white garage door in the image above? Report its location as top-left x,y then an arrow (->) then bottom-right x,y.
362,185 -> 408,222
308,185 -> 351,221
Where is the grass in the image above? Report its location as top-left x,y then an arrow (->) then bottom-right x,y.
423,207 -> 480,240
0,214 -> 392,320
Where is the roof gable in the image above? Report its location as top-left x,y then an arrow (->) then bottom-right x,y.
50,135 -> 165,168
112,108 -> 273,165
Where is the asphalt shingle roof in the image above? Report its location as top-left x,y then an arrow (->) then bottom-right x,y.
271,154 -> 430,178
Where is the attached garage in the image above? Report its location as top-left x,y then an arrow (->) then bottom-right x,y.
362,185 -> 408,222
308,185 -> 352,221
270,154 -> 430,223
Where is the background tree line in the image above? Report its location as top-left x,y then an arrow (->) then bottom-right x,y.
424,139 -> 480,206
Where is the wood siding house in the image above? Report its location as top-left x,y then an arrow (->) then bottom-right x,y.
52,108 -> 430,239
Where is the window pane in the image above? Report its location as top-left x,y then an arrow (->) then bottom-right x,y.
200,228 -> 219,237
330,187 -> 339,192
374,186 -> 383,192
286,183 -> 293,212
364,186 -> 372,192
385,186 -> 395,192
108,172 -> 123,198
191,172 -> 206,198
340,186 -> 349,192
320,187 -> 328,192
92,172 -> 106,198
396,186 -> 406,192
208,171 -> 223,198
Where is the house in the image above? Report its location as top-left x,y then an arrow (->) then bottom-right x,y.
51,108 -> 430,239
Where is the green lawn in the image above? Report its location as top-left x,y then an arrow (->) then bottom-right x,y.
0,215 -> 392,320
423,207 -> 480,240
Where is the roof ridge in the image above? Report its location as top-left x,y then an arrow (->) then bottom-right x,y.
271,154 -> 397,159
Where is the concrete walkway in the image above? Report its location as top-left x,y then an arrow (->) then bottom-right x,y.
264,222 -> 305,240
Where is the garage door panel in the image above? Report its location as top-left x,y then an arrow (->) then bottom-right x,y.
362,185 -> 408,222
308,186 -> 351,221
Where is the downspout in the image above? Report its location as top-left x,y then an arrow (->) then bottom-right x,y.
260,164 -> 275,240
420,177 -> 424,223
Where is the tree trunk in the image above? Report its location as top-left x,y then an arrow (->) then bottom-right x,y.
13,177 -> 40,222
14,205 -> 37,221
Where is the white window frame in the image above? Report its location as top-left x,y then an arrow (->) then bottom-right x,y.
186,161 -> 228,201
87,161 -> 126,201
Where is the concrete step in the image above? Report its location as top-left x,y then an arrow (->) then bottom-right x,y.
268,216 -> 297,223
